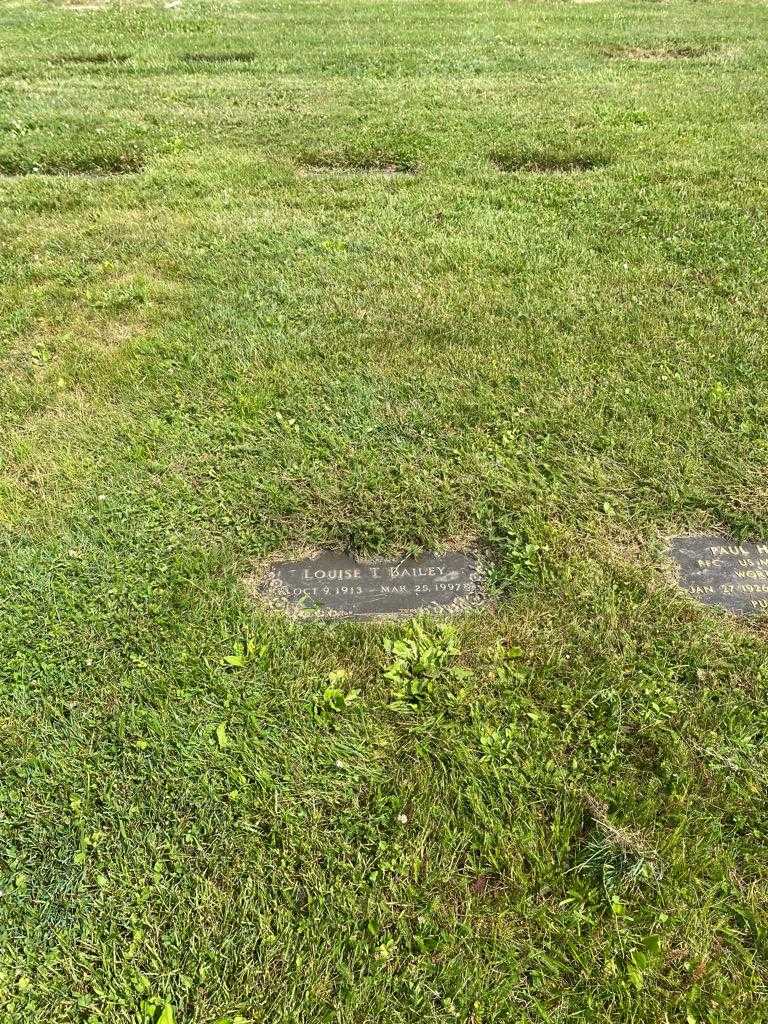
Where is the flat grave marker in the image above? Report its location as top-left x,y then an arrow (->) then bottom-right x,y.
258,550 -> 487,620
667,535 -> 768,615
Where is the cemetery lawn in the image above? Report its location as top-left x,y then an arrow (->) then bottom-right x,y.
2,0 -> 768,1020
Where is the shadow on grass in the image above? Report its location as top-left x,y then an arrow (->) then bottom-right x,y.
603,44 -> 714,61
0,149 -> 145,177
52,53 -> 131,65
491,150 -> 610,174
300,152 -> 418,176
182,52 -> 258,64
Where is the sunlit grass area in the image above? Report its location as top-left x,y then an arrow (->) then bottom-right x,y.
1,0 -> 767,1020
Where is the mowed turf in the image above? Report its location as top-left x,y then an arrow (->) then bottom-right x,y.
1,0 -> 768,1020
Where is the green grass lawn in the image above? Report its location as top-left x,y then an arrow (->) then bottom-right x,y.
2,0 -> 768,1020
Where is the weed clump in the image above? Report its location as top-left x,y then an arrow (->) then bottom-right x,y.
577,793 -> 663,890
383,621 -> 469,711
